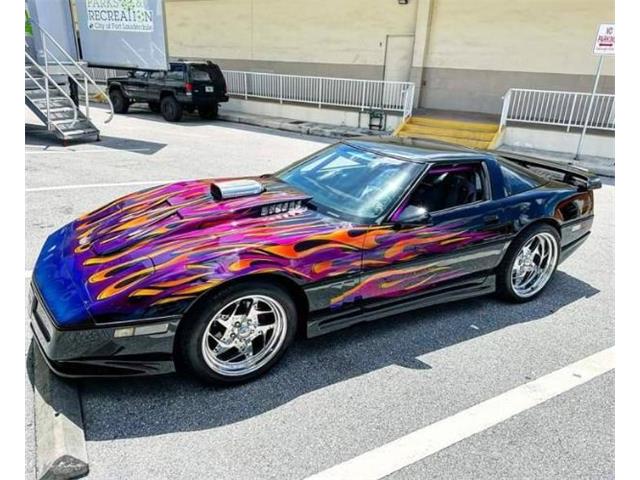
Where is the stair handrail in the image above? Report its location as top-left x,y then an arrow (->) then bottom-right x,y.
32,19 -> 114,124
25,49 -> 78,129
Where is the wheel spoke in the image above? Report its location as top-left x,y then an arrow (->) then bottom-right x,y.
510,232 -> 558,298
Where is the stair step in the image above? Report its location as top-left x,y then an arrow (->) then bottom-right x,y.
408,116 -> 499,133
396,130 -> 491,150
400,124 -> 496,142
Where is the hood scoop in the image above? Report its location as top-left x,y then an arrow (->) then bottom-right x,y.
211,179 -> 264,200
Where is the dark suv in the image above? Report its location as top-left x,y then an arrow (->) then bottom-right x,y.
107,61 -> 229,122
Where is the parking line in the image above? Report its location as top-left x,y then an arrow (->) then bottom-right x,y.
26,180 -> 177,193
25,270 -> 32,279
25,148 -> 152,155
305,347 -> 615,480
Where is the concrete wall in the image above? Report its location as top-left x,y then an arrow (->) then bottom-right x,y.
502,126 -> 614,159
165,0 -> 615,115
420,0 -> 615,113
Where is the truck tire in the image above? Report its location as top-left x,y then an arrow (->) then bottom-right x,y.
160,95 -> 183,122
110,89 -> 129,114
198,103 -> 219,120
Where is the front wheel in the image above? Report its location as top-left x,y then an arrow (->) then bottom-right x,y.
109,89 -> 129,114
177,282 -> 298,384
497,224 -> 560,302
160,95 -> 183,122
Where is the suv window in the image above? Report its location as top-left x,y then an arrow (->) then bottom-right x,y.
403,162 -> 487,214
499,159 -> 543,196
189,66 -> 212,82
132,71 -> 147,80
149,71 -> 165,80
167,64 -> 186,81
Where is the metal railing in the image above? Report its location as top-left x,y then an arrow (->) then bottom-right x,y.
32,20 -> 114,125
499,88 -> 615,132
223,70 -> 415,116
25,49 -> 78,128
89,67 -> 416,120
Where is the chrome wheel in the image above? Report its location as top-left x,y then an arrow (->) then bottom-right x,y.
201,295 -> 288,377
511,232 -> 558,298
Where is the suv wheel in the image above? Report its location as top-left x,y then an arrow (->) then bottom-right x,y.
110,89 -> 129,114
176,282 -> 297,384
198,103 -> 219,120
160,95 -> 183,122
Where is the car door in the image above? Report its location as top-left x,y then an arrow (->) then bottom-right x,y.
147,70 -> 166,101
125,70 -> 149,100
358,159 -> 510,308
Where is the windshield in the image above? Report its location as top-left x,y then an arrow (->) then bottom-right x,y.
276,144 -> 424,222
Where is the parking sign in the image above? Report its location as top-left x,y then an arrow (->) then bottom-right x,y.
594,24 -> 615,55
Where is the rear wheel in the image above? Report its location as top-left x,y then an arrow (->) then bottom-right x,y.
109,89 -> 129,114
497,224 -> 560,302
148,101 -> 160,113
177,282 -> 297,384
198,103 -> 219,120
160,95 -> 183,122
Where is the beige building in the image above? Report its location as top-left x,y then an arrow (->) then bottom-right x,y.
165,0 -> 615,115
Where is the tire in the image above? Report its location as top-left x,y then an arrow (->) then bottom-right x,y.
160,95 -> 183,122
496,223 -> 560,303
176,281 -> 298,385
148,101 -> 160,113
198,103 -> 219,120
109,89 -> 129,114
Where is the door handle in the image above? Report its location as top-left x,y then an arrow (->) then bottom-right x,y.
483,214 -> 500,225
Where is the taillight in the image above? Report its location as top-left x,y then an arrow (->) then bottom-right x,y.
185,82 -> 193,93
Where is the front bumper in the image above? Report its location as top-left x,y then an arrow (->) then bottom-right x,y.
29,283 -> 180,377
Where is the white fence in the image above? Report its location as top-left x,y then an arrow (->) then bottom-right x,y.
500,88 -> 615,132
89,67 -> 415,120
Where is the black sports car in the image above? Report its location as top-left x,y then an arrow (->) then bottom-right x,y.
30,137 -> 601,384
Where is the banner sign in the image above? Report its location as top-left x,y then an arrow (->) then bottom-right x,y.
86,0 -> 154,32
76,0 -> 169,70
593,23 -> 615,55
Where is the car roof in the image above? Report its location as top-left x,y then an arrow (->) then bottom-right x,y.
344,136 -> 495,164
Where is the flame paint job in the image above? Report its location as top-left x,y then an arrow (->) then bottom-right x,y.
33,176 -> 499,327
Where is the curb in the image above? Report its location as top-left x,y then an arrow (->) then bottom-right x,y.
218,111 -> 380,140
34,348 -> 89,480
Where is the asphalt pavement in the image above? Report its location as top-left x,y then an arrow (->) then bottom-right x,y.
25,105 -> 614,480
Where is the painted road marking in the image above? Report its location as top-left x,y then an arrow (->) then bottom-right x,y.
25,180 -> 181,193
305,347 -> 615,480
25,148 -> 152,155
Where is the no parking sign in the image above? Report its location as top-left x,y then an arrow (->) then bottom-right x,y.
594,24 -> 615,55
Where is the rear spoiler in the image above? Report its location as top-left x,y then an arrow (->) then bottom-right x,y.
495,151 -> 602,191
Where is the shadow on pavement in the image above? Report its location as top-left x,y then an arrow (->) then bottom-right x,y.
74,270 -> 598,441
25,123 -> 167,155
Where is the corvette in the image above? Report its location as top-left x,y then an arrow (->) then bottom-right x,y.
29,137 -> 601,383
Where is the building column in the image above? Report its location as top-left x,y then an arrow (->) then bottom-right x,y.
409,0 -> 434,108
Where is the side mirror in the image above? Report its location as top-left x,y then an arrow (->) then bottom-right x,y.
393,206 -> 430,227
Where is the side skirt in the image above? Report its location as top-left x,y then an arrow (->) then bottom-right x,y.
306,275 -> 496,338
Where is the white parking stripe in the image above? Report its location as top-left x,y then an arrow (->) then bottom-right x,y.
25,148 -> 152,155
25,270 -> 32,279
305,347 -> 615,480
26,180 -> 179,193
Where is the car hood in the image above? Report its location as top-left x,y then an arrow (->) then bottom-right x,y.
76,177 -> 312,256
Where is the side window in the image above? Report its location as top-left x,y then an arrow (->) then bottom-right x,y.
149,71 -> 165,80
133,71 -> 147,80
167,64 -> 186,81
403,162 -> 487,214
499,160 -> 542,196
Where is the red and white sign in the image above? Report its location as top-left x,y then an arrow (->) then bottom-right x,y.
594,24 -> 615,55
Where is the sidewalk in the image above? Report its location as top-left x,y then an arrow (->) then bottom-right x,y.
218,109 -> 385,139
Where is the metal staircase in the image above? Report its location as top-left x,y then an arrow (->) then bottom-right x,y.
25,21 -> 113,143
